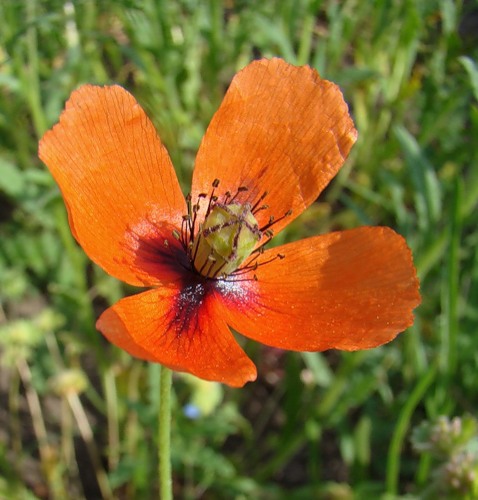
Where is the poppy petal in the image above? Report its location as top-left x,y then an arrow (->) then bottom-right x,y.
219,227 -> 420,351
191,58 -> 357,236
39,85 -> 186,286
96,283 -> 257,387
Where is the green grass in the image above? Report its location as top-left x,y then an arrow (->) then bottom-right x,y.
1,0 -> 477,498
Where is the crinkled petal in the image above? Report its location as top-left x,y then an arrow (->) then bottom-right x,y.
218,227 -> 420,351
39,85 -> 186,286
97,283 -> 257,387
191,58 -> 357,236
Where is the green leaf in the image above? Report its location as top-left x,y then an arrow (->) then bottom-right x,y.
0,159 -> 24,197
459,56 -> 478,101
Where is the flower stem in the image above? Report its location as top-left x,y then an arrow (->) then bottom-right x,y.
159,365 -> 173,499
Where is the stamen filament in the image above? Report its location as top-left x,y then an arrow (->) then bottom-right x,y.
260,209 -> 292,232
251,191 -> 269,213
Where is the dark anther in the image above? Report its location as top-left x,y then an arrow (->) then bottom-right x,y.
212,179 -> 220,188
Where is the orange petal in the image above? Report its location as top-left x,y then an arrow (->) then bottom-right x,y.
219,227 -> 420,351
96,283 -> 257,387
39,85 -> 186,286
191,58 -> 357,235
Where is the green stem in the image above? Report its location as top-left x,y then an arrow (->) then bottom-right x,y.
385,364 -> 437,495
159,366 -> 173,500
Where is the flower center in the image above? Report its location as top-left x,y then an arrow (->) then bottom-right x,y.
192,202 -> 261,278
173,179 -> 291,281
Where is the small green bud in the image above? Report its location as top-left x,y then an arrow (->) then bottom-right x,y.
0,319 -> 43,366
193,202 -> 261,278
50,369 -> 88,396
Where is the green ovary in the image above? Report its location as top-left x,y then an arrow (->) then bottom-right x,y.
193,203 -> 261,278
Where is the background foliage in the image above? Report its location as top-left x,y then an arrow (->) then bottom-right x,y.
1,0 -> 477,498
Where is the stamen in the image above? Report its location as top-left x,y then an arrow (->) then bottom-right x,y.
210,259 -> 228,279
234,247 -> 264,274
229,185 -> 248,203
202,179 -> 220,219
205,255 -> 218,277
260,209 -> 293,232
181,215 -> 191,247
197,255 -> 208,276
232,262 -> 258,276
253,204 -> 269,214
191,202 -> 200,238
255,254 -> 284,266
222,273 -> 258,283
205,196 -> 218,218
251,191 -> 268,213
234,252 -> 285,276
191,232 -> 201,262
221,275 -> 258,283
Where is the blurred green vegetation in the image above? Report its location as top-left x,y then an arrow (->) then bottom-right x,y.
1,0 -> 477,498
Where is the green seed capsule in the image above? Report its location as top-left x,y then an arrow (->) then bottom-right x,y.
193,202 -> 261,278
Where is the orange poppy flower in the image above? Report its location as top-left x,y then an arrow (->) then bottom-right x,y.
39,58 -> 420,387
